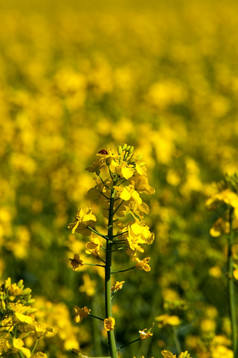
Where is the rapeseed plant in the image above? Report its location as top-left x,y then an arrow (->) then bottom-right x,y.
68,144 -> 155,357
0,277 -> 55,357
207,174 -> 238,357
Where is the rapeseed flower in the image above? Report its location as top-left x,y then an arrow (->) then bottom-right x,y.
111,281 -> 125,293
156,314 -> 181,327
161,350 -> 191,358
85,236 -> 102,257
134,257 -> 151,272
68,208 -> 96,235
73,306 -> 91,323
12,338 -> 31,358
104,317 -> 115,331
207,174 -> 238,236
139,328 -> 153,340
69,254 -> 84,270
126,222 -> 154,254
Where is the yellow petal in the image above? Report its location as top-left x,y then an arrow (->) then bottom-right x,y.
13,339 -> 31,358
14,312 -> 33,324
120,187 -> 131,201
167,315 -> 180,326
121,166 -> 134,179
233,268 -> 238,280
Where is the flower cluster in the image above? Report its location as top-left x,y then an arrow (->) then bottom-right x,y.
69,144 -> 155,269
206,174 -> 238,237
161,351 -> 191,358
0,278 -> 55,357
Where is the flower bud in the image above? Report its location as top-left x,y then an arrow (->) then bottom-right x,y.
118,145 -> 122,155
18,279 -> 24,288
129,146 -> 134,154
122,143 -> 127,151
1,300 -> 6,310
106,157 -> 111,166
22,288 -> 32,295
28,299 -> 35,304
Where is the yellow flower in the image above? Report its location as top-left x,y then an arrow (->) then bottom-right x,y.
206,188 -> 238,210
111,281 -> 125,293
0,338 -> 11,355
104,317 -> 115,331
32,353 -> 47,358
127,222 -> 154,253
161,351 -> 192,358
12,338 -> 31,358
73,306 -> 91,323
130,174 -> 155,195
156,314 -> 181,327
200,318 -> 216,333
79,273 -> 96,296
112,161 -> 135,179
134,257 -> 151,272
209,217 -> 230,237
8,283 -> 23,296
68,208 -> 96,236
233,265 -> 238,280
178,352 -> 192,358
69,254 -> 84,270
161,351 -> 177,358
206,186 -> 238,222
14,312 -> 34,324
85,236 -> 102,257
117,185 -> 142,206
139,328 -> 153,340
86,149 -> 116,175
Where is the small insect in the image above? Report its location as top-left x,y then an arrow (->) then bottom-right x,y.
98,149 -> 108,155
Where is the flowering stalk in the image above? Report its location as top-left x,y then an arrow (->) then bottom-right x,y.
68,144 -> 155,357
105,185 -> 117,358
227,207 -> 237,357
206,174 -> 238,357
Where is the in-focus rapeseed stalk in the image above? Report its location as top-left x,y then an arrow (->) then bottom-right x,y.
207,174 -> 238,357
68,144 -> 155,357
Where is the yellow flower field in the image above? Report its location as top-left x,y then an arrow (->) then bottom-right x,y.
1,0 -> 238,357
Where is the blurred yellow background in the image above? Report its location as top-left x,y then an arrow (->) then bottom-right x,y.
0,0 -> 238,356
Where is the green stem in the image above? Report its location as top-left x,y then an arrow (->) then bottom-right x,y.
89,313 -> 104,321
105,185 -> 118,358
111,266 -> 135,274
91,295 -> 103,356
87,226 -> 108,240
113,200 -> 124,216
227,207 -> 237,357
172,326 -> 181,354
84,263 -> 105,268
113,230 -> 128,238
117,338 -> 140,350
31,338 -> 40,354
